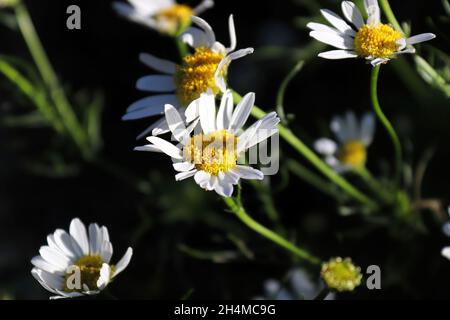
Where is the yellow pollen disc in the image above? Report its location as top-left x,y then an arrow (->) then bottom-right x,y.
321,257 -> 362,292
175,47 -> 225,106
184,130 -> 237,176
338,140 -> 366,168
63,255 -> 115,292
354,24 -> 403,59
156,4 -> 193,35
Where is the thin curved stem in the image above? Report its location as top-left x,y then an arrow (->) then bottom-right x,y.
378,0 -> 403,34
370,65 -> 403,186
354,166 -> 392,204
231,90 -> 378,210
223,195 -> 321,265
14,1 -> 90,158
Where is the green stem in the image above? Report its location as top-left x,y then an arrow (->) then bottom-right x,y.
354,166 -> 392,203
231,90 -> 378,210
286,159 -> 342,201
175,38 -> 189,60
378,0 -> 403,34
223,196 -> 320,265
370,65 -> 402,186
14,1 -> 90,158
0,59 -> 64,133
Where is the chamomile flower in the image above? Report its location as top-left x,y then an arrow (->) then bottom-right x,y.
135,89 -> 280,197
122,15 -> 254,139
31,218 -> 133,299
113,0 -> 214,36
314,112 -> 375,172
307,0 -> 436,66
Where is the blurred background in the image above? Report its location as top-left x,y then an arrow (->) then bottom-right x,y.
0,0 -> 449,299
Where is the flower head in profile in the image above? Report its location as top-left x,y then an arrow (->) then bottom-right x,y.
321,257 -> 362,292
314,112 -> 375,172
113,0 -> 214,36
307,0 -> 436,66
135,90 -> 279,197
31,218 -> 133,299
122,15 -> 253,139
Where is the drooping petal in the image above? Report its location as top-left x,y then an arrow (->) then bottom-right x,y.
233,165 -> 264,180
165,104 -> 186,142
113,247 -> 133,278
191,16 -> 216,47
146,136 -> 183,159
214,48 -> 254,92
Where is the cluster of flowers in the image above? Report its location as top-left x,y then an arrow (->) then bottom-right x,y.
31,0 -> 440,298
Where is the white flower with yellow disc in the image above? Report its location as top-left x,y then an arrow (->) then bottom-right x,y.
31,218 -> 133,299
314,112 -> 375,172
122,15 -> 253,139
113,0 -> 214,36
307,0 -> 435,66
135,89 -> 280,197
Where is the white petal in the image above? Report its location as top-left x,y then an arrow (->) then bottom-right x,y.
344,111 -> 359,140
136,117 -> 169,140
318,50 -> 358,60
147,136 -> 183,159
331,115 -> 348,143
88,223 -> 102,256
237,112 -> 279,152
442,247 -> 450,260
364,0 -> 380,26
194,171 -> 212,188
165,104 -> 186,142
198,89 -> 216,134
214,173 -> 234,197
193,0 -> 214,15
31,256 -> 65,274
229,92 -> 255,133
175,170 -> 197,181
53,229 -> 79,259
185,99 -> 201,123
341,1 -> 364,29
100,241 -> 113,264
360,113 -> 375,145
136,75 -> 175,92
233,165 -> 264,180
216,90 -> 234,130
125,94 -> 179,113
113,247 -> 133,278
96,264 -> 111,290
139,53 -> 176,74
306,22 -> 343,37
191,16 -> 216,46
320,9 -> 355,36
31,268 -> 59,294
69,218 -> 89,256
173,161 -> 195,172
309,31 -> 354,50
395,48 -> 416,56
406,33 -> 436,45
214,48 -> 254,92
314,138 -> 338,156
181,27 -> 210,48
226,14 -> 237,52
134,144 -> 163,152
370,57 -> 389,66
128,0 -> 172,15
32,268 -> 63,293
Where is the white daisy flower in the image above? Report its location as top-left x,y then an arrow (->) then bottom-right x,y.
314,112 -> 375,172
135,89 -> 280,197
113,0 -> 214,36
31,218 -> 133,299
122,14 -> 254,139
307,0 -> 436,66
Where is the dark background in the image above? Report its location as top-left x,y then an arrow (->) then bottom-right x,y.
0,0 -> 449,299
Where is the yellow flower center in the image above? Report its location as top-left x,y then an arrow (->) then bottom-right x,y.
354,24 -> 403,59
184,130 -> 237,176
321,257 -> 362,292
338,140 -> 366,168
156,4 -> 193,35
63,255 -> 114,292
175,47 -> 225,106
